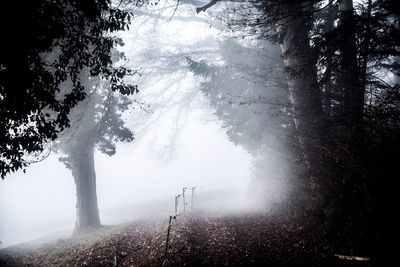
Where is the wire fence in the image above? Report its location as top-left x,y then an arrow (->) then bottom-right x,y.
162,186 -> 196,265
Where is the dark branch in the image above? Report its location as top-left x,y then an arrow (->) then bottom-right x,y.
196,0 -> 218,13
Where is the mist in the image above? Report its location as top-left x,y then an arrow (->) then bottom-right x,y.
1,0 -> 396,266
1,106 -> 253,246
0,1 -> 291,248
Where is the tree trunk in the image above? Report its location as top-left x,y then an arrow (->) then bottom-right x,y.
322,0 -> 337,116
70,142 -> 101,232
334,0 -> 368,252
339,0 -> 363,135
279,1 -> 326,205
359,0 -> 372,94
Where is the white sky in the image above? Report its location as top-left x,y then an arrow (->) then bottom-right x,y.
0,2 -> 252,247
0,107 -> 251,247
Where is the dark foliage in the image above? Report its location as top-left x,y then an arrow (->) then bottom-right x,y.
197,0 -> 399,262
0,0 -> 136,178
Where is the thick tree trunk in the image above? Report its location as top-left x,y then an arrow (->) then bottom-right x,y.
359,0 -> 372,94
337,0 -> 369,252
70,142 -> 101,232
279,1 -> 326,203
322,0 -> 337,116
339,0 -> 364,133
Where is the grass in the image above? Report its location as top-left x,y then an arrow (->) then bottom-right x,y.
0,213 -> 373,267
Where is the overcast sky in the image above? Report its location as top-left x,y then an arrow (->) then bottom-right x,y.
0,106 -> 251,247
0,4 -> 253,247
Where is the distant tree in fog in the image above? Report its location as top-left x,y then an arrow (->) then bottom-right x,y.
53,69 -> 134,232
187,39 -> 298,207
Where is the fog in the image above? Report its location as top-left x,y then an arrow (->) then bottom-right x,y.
0,1 -> 287,248
0,105 -> 253,246
1,1 -> 397,266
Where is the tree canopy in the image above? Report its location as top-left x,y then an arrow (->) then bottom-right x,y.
0,0 -> 137,178
194,0 -> 400,259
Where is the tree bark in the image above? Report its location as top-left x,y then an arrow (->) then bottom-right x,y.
70,142 -> 101,232
279,1 -> 326,196
359,0 -> 372,94
322,0 -> 337,116
339,0 -> 364,135
196,0 -> 218,14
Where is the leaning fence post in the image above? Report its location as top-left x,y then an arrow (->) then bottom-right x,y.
190,187 -> 196,208
174,196 -> 178,215
175,194 -> 182,215
164,215 -> 175,256
182,187 -> 187,213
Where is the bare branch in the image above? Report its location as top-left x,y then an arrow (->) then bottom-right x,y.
169,0 -> 180,21
196,0 -> 218,13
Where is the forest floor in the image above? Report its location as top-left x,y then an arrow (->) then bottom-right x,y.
0,213 -> 372,267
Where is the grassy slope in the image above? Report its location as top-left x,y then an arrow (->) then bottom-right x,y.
0,214 -> 371,267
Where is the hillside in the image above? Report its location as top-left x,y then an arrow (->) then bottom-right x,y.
0,213 -> 372,267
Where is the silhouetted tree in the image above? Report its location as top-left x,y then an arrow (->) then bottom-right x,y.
196,0 -> 400,259
0,0 -> 137,178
